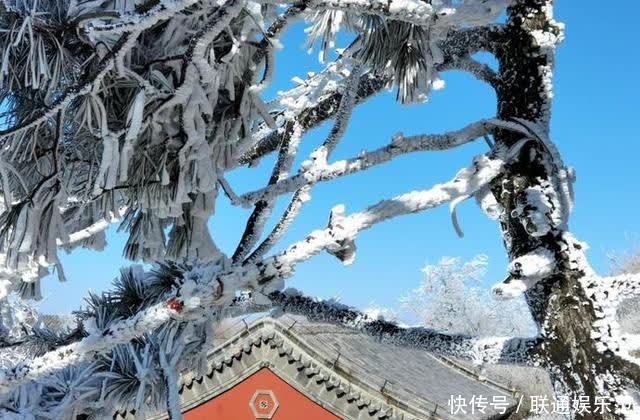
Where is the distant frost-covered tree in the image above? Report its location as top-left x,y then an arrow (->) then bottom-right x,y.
611,248 -> 640,277
610,249 -> 640,341
398,255 -> 534,337
0,0 -> 639,418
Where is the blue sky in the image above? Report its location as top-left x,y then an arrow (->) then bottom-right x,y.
40,3 -> 640,314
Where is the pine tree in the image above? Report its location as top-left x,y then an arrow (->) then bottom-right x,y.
0,0 -> 638,418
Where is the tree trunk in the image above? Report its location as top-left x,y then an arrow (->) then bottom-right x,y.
493,1 -> 639,418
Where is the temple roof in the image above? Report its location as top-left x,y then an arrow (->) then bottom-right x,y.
123,314 -> 520,420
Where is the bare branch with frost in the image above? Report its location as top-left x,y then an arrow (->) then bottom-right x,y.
232,122 -> 304,263
238,119 -> 530,207
447,56 -> 500,88
245,65 -> 362,263
57,206 -> 128,248
240,25 -> 505,165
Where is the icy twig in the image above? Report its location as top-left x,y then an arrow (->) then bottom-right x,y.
244,65 -> 362,263
56,206 -> 128,247
447,56 -> 500,88
240,26 -> 502,166
232,122 -> 304,263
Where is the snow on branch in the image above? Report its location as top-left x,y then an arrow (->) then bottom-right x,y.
299,0 -> 506,103
0,31 -> 140,140
244,65 -> 362,263
232,122 -> 305,263
0,145 -> 517,392
238,118 -> 530,206
57,206 -> 128,248
579,272 -> 640,365
491,247 -> 557,300
0,2 -> 518,411
233,60 -> 360,264
240,25 -> 503,165
239,70 -> 388,167
268,289 -> 539,365
0,0 -> 510,302
319,156 -> 503,240
308,0 -> 508,29
444,56 -> 500,88
82,0 -> 200,35
0,0 -> 266,289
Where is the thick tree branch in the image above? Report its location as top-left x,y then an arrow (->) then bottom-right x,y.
447,57 -> 500,89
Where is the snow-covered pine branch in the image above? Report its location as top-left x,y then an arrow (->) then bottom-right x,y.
240,24 -> 504,165
82,0 -> 200,35
0,31 -> 140,139
0,0 -> 309,294
0,144 -> 517,393
307,0 -> 508,30
0,0 -> 510,294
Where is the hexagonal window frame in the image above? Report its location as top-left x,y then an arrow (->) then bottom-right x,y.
249,389 -> 279,419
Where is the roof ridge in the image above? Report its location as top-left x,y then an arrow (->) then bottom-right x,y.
178,315 -> 440,419
250,315 -> 519,396
136,314 -> 518,420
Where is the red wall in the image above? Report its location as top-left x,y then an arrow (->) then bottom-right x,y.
184,368 -> 341,420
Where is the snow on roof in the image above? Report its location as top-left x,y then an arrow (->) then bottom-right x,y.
127,313 -> 519,420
